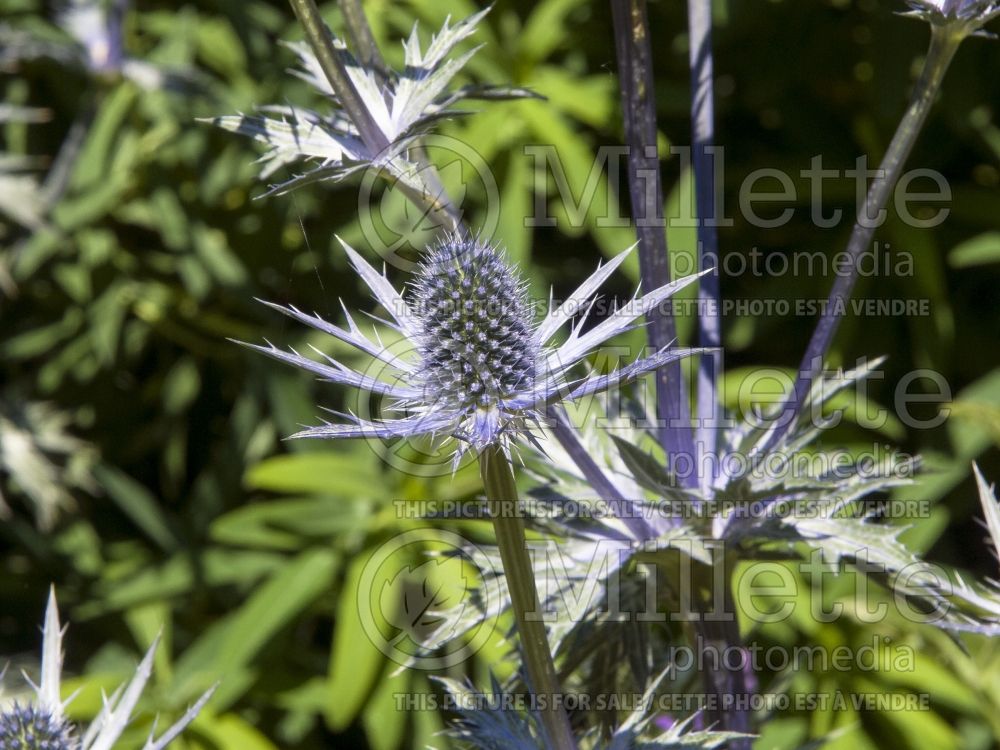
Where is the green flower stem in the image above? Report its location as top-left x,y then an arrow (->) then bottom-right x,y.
769,23 -> 964,451
338,0 -> 387,81
479,445 -> 577,750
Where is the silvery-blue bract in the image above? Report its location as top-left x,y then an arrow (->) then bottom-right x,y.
0,590 -> 213,750
244,233 -> 705,464
206,8 -> 535,197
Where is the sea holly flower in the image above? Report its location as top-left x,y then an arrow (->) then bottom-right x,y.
902,0 -> 1000,30
241,232 -> 704,466
0,702 -> 77,750
0,589 -> 213,750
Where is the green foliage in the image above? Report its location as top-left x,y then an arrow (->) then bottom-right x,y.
1,0 -> 999,748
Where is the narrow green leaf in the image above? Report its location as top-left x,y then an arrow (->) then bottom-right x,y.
245,450 -> 383,499
949,231 -> 1000,268
94,464 -> 178,551
327,554 -> 387,731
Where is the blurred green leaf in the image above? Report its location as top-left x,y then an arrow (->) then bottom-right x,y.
245,450 -> 384,499
326,553 -> 387,731
93,463 -> 179,551
949,232 -> 1000,268
175,547 -> 338,708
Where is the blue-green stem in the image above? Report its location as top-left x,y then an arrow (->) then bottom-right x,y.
338,0 -> 387,81
479,445 -> 577,750
686,2 -> 750,744
686,0 -> 723,493
765,23 -> 965,453
609,0 -> 697,486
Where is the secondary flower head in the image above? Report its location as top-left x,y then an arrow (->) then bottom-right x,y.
903,0 -> 1000,27
0,588 -> 213,750
0,703 -> 75,750
246,233 -> 703,465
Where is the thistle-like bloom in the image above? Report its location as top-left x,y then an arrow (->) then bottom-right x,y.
0,703 -> 75,750
0,589 -> 213,750
245,233 -> 702,463
903,0 -> 1000,28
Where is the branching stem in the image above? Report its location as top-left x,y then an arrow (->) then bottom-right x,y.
766,24 -> 964,452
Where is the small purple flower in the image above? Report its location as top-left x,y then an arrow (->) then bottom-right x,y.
0,0 -> 195,91
243,233 -> 704,465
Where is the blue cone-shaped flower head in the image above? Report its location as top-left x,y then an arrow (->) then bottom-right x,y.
244,232 -> 705,464
408,237 -> 539,448
0,703 -> 75,750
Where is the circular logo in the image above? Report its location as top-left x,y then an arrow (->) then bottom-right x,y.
351,338 -> 478,478
357,133 -> 501,271
356,528 -> 500,670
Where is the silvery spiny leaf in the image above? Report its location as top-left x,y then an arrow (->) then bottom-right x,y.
432,673 -> 751,750
0,589 -> 214,749
933,466 -> 1000,634
207,105 -> 445,199
603,362 -> 1000,635
433,676 -> 540,750
206,7 -> 537,196
975,463 -> 1000,570
610,710 -> 754,749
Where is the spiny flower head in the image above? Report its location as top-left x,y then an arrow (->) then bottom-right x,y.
903,0 -> 1000,27
245,232 -> 704,464
0,589 -> 213,750
408,237 -> 539,445
0,703 -> 75,750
